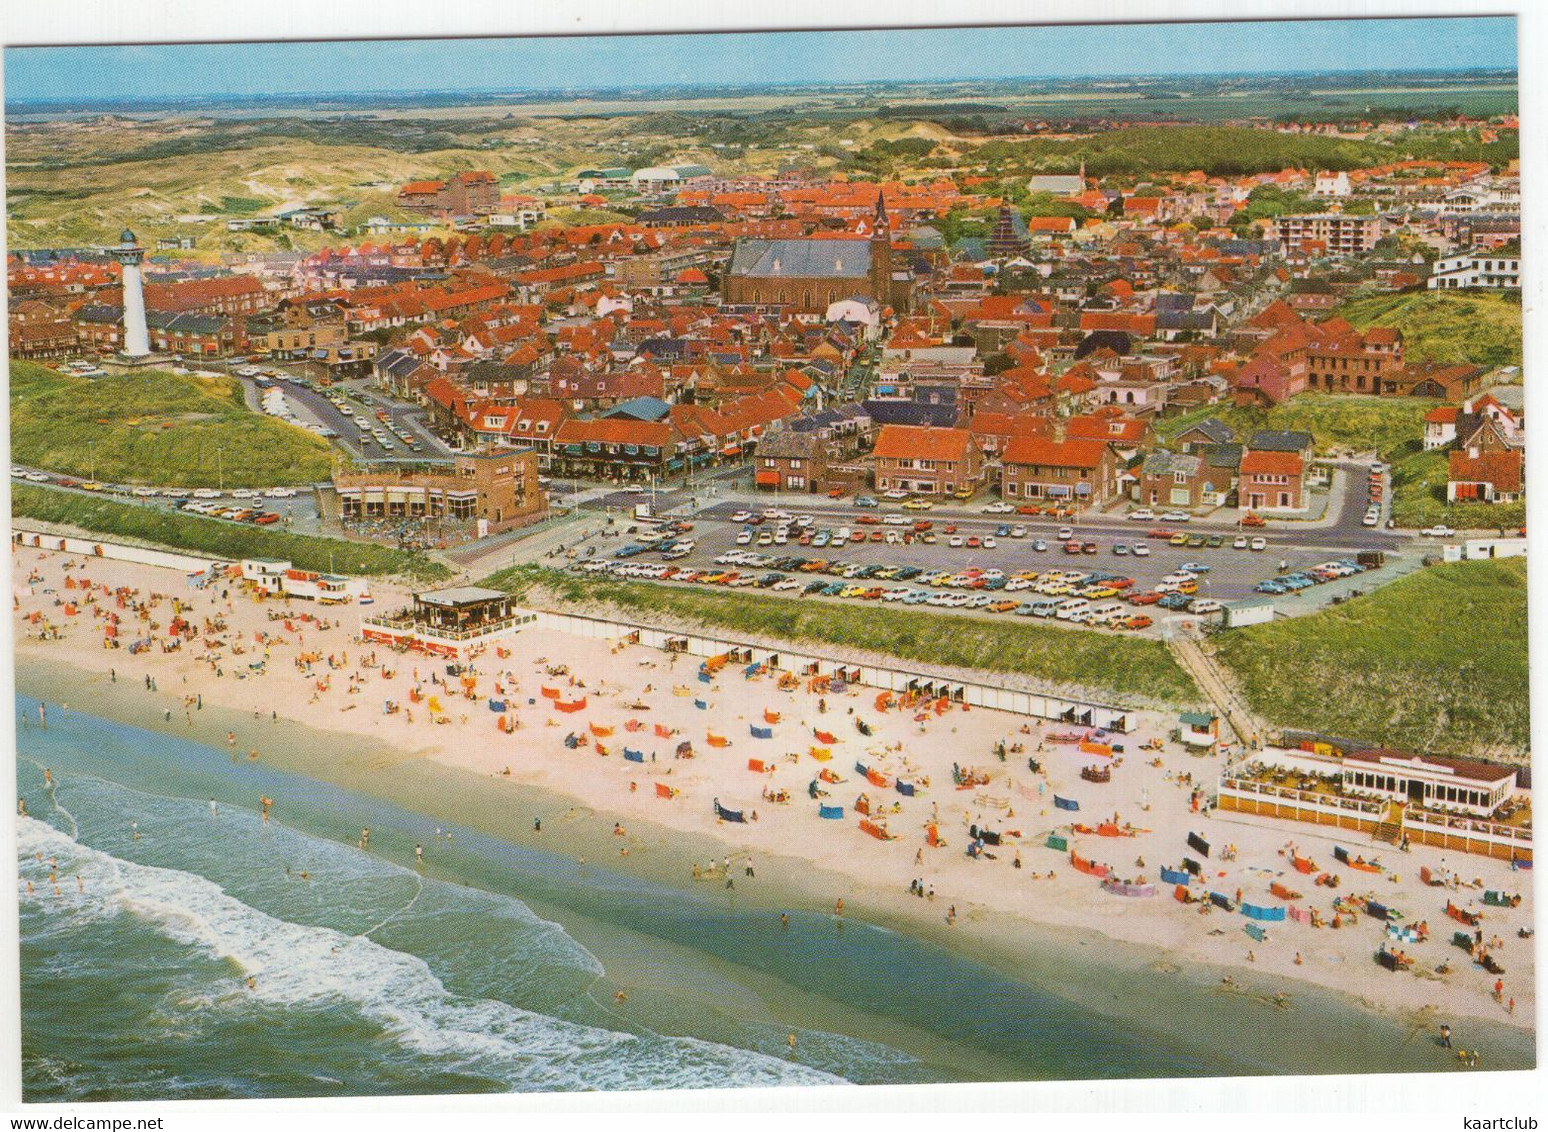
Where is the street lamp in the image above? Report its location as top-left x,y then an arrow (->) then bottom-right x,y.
216,446 -> 225,492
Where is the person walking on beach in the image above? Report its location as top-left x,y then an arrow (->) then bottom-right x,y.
780,913 -> 789,930
744,857 -> 754,878
415,844 -> 424,866
787,1032 -> 797,1055
1440,1024 -> 1452,1049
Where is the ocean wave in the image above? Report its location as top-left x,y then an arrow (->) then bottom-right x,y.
17,816 -> 844,1092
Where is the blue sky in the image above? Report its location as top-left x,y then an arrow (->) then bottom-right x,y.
5,17 -> 1517,103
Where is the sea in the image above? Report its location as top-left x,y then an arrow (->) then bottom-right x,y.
14,693 -> 1532,1101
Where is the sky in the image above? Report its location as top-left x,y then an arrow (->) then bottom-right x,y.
4,17 -> 1518,104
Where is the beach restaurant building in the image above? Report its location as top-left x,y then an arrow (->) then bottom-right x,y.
360,586 -> 535,657
1340,748 -> 1518,819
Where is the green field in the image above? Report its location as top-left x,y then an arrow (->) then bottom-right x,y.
9,361 -> 335,489
1213,559 -> 1528,758
481,566 -> 1200,706
10,483 -> 451,582
1335,291 -> 1523,369
1158,394 -> 1438,461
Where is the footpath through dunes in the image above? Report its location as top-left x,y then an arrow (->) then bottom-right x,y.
1211,558 -> 1529,761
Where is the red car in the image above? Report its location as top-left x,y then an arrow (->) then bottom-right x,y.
253,513 -> 280,525
1127,591 -> 1163,606
943,523 -> 958,534
913,520 -> 933,532
857,514 -> 879,525
1017,505 -> 1041,515
966,536 -> 982,548
1123,615 -> 1154,631
827,488 -> 846,499
1147,528 -> 1175,540
849,531 -> 866,543
869,530 -> 884,541
1240,513 -> 1266,528
1064,542 -> 1083,554
1107,577 -> 1136,590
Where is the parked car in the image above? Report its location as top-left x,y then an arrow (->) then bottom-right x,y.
1240,513 -> 1266,527
1131,543 -> 1150,557
1421,525 -> 1456,538
982,501 -> 1015,514
1249,537 -> 1268,552
1128,508 -> 1156,522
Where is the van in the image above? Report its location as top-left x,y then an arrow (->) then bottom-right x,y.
1188,598 -> 1224,615
1029,598 -> 1061,618
1054,598 -> 1090,621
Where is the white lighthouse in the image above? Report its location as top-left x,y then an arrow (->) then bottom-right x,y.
111,227 -> 151,358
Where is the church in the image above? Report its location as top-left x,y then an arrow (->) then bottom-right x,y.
722,196 -> 910,314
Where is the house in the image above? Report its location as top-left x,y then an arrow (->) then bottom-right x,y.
1137,451 -> 1209,509
754,429 -> 830,493
1423,406 -> 1460,450
1428,249 -> 1521,289
1246,429 -> 1314,461
1238,449 -> 1306,512
871,424 -> 985,497
1447,447 -> 1524,504
1173,417 -> 1235,452
999,436 -> 1118,510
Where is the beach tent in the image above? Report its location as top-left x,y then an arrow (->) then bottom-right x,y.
859,819 -> 895,841
1242,903 -> 1287,922
815,730 -> 838,745
809,746 -> 832,761
750,725 -> 774,739
1160,866 -> 1191,887
1053,795 -> 1079,812
655,723 -> 673,739
655,782 -> 678,799
764,710 -> 781,725
1045,833 -> 1069,852
1244,922 -> 1268,943
555,698 -> 587,713
624,749 -> 645,764
707,733 -> 730,748
866,768 -> 891,788
694,699 -> 709,710
713,799 -> 746,823
895,779 -> 916,797
747,758 -> 767,773
590,723 -> 614,738
676,740 -> 694,758
488,699 -> 507,712
1187,832 -> 1210,857
541,686 -> 561,699
819,805 -> 845,820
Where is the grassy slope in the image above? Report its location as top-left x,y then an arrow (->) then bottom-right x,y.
1389,449 -> 1526,531
1157,394 -> 1438,461
1214,559 -> 1528,758
482,566 -> 1200,707
1335,291 -> 1523,368
10,361 -> 333,489
11,483 -> 451,583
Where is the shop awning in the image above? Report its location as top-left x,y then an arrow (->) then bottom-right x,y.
755,471 -> 780,486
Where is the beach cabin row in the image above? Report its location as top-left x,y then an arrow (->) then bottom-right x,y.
241,559 -> 367,604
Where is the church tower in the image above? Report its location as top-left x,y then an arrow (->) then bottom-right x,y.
868,192 -> 893,308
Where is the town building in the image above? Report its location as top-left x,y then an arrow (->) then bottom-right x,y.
1272,212 -> 1382,255
333,450 -> 544,532
999,436 -> 1118,509
871,424 -> 984,497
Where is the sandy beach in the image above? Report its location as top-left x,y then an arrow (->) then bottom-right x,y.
12,546 -> 1535,1051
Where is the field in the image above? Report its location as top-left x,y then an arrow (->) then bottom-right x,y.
10,483 -> 451,582
9,361 -> 334,489
480,565 -> 1201,707
1335,291 -> 1523,369
1157,394 -> 1439,461
1213,558 -> 1528,759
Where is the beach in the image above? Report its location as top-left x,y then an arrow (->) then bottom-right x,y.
12,546 -> 1536,1092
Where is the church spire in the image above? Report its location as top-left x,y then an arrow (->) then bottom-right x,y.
874,190 -> 889,234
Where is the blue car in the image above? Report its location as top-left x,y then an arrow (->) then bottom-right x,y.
820,582 -> 846,596
854,496 -> 879,508
1255,580 -> 1288,595
1158,592 -> 1192,610
1179,561 -> 1211,573
995,524 -> 1012,537
903,590 -> 932,605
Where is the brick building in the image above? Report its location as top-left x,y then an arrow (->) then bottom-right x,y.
333,450 -> 543,531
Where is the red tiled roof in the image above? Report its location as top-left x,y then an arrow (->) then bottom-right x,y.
1240,450 -> 1304,476
1449,449 -> 1523,493
872,424 -> 974,463
1001,436 -> 1107,469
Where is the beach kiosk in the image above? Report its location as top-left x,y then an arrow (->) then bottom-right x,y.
1178,711 -> 1220,753
361,585 -> 532,657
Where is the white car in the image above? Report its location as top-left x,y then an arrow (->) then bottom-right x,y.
11,467 -> 25,477
264,487 -> 298,499
1249,537 -> 1267,552
192,488 -> 222,499
1233,535 -> 1248,549
882,489 -> 909,501
735,529 -> 754,545
230,488 -> 258,499
1131,544 -> 1151,557
1009,525 -> 1027,538
236,366 -> 261,378
730,510 -> 753,523
1421,525 -> 1456,538
982,501 -> 1015,514
882,513 -> 907,526
1057,526 -> 1074,541
131,487 -> 159,497
1159,511 -> 1191,522
773,578 -> 803,592
1129,508 -> 1156,522
948,535 -> 965,548
25,472 -> 48,483
982,537 -> 998,549
1188,599 -> 1224,615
